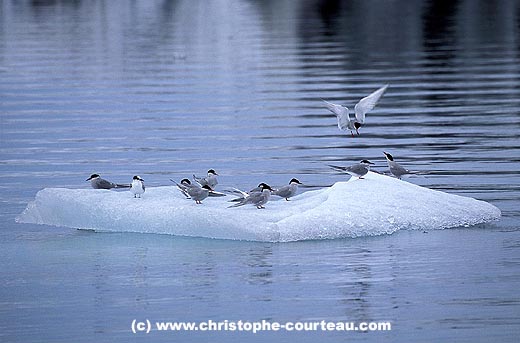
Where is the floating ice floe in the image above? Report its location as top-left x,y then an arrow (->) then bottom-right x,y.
16,172 -> 501,242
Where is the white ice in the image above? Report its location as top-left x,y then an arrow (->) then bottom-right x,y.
17,172 -> 501,242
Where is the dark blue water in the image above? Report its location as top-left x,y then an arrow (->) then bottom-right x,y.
1,1 -> 519,342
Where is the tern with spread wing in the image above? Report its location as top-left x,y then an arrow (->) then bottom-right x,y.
323,84 -> 388,136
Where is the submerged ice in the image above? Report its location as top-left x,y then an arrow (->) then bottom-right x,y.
17,172 -> 501,242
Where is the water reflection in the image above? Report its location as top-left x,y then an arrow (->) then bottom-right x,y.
315,0 -> 342,36
181,251 -> 219,300
245,244 -> 274,286
131,246 -> 150,307
91,250 -> 113,335
422,0 -> 458,52
336,249 -> 373,322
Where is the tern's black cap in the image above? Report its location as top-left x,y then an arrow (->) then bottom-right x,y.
383,152 -> 394,161
86,174 -> 99,181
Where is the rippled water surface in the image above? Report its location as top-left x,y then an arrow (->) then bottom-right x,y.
1,1 -> 520,342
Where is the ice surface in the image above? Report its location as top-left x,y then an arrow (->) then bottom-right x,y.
17,172 -> 501,242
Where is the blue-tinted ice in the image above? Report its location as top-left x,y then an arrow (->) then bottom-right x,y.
17,172 -> 501,242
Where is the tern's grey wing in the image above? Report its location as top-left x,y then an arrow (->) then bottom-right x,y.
246,192 -> 263,204
328,164 -> 349,172
346,164 -> 368,176
337,113 -> 353,131
224,188 -> 242,195
389,161 -> 409,177
175,183 -> 191,198
245,191 -> 268,206
273,185 -> 291,198
198,189 -> 210,201
188,187 -> 209,202
95,178 -> 116,189
228,195 -> 253,207
208,190 -> 226,197
330,164 -> 367,176
225,187 -> 249,197
322,100 -> 351,131
226,187 -> 251,202
248,186 -> 262,193
255,191 -> 270,207
187,186 -> 201,198
192,175 -> 206,187
354,84 -> 388,124
323,100 -> 348,116
229,188 -> 270,207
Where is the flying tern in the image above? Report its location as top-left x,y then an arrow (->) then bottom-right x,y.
323,84 -> 388,136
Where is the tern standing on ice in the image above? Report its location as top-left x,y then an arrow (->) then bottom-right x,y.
329,160 -> 375,179
193,169 -> 219,190
86,174 -> 130,189
227,183 -> 267,202
383,152 -> 414,179
273,178 -> 302,201
229,183 -> 273,209
174,178 -> 212,204
130,175 -> 145,198
322,84 -> 388,136
188,185 -> 212,204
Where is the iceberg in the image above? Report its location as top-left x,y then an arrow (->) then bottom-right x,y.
16,172 -> 501,242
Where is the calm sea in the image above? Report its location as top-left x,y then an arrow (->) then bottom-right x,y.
1,1 -> 519,342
